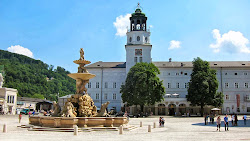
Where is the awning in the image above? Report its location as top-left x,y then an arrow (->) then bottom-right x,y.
211,108 -> 221,111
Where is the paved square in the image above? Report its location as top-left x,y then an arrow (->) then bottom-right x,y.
0,115 -> 250,141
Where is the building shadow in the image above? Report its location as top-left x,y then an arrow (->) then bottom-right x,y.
192,120 -> 250,127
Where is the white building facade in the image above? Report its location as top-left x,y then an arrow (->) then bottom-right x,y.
86,7 -> 250,115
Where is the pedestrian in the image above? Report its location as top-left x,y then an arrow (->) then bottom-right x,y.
243,115 -> 247,125
32,110 -> 35,116
161,117 -> 165,127
216,116 -> 221,131
235,114 -> 238,126
28,111 -> 31,117
159,117 -> 162,127
204,114 -> 207,125
231,114 -> 234,126
19,113 -> 22,123
224,114 -> 229,131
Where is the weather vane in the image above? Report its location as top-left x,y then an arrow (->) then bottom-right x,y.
137,2 -> 140,8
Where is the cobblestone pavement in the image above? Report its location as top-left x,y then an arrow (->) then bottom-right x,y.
0,115 -> 250,141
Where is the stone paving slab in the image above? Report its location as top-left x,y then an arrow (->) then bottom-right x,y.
0,115 -> 250,141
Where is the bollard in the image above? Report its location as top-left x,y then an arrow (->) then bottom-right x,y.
148,125 -> 151,132
140,121 -> 142,127
73,125 -> 78,136
153,122 -> 156,128
3,124 -> 7,133
119,125 -> 123,135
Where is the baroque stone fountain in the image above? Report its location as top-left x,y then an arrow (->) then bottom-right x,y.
29,48 -> 128,128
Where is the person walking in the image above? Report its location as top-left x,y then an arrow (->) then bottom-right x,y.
161,117 -> 165,127
19,113 -> 22,123
216,116 -> 221,131
231,114 -> 235,126
224,114 -> 229,131
159,117 -> 162,127
235,114 -> 238,126
243,115 -> 247,125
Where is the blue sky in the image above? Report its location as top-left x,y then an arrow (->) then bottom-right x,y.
1,0 -> 250,73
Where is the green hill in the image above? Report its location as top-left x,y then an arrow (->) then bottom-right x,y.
0,49 -> 76,101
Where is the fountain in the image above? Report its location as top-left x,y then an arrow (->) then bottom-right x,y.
29,48 -> 128,128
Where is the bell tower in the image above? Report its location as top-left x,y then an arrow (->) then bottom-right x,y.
125,3 -> 152,73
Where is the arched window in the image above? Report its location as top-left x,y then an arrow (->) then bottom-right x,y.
137,36 -> 140,41
145,37 -> 148,43
129,37 -> 132,42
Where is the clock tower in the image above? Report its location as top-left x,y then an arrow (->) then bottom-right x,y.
125,4 -> 152,73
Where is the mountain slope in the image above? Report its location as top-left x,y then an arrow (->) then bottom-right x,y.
0,50 -> 75,101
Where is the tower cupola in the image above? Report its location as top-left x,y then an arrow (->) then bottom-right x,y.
130,4 -> 147,31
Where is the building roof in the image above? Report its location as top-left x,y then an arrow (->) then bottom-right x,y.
85,61 -> 250,69
17,97 -> 53,103
154,61 -> 250,68
86,61 -> 126,68
59,94 -> 74,99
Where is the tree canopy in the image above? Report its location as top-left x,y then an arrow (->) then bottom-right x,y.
120,62 -> 165,112
0,49 -> 76,101
187,57 -> 223,116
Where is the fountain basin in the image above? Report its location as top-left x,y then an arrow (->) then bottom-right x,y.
67,73 -> 96,80
29,116 -> 128,128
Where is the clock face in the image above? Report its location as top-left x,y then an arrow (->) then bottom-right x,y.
135,49 -> 142,55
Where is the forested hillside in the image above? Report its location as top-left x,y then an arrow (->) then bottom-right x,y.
0,49 -> 76,101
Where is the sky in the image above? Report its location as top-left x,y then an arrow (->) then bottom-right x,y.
1,0 -> 250,73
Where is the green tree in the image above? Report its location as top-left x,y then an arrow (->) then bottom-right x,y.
120,62 -> 165,113
187,57 -> 223,116
31,93 -> 45,99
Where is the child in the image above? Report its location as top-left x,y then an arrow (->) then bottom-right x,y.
19,113 -> 22,123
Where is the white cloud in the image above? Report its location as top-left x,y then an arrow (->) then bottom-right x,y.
168,40 -> 181,50
210,29 -> 250,53
113,14 -> 131,37
7,45 -> 34,58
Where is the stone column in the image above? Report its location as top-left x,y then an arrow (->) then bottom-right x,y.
176,106 -> 179,116
154,107 -> 158,115
165,106 -> 169,115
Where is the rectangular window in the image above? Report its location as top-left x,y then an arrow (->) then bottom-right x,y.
96,82 -> 99,88
225,95 -> 229,100
168,73 -> 170,75
245,83 -> 248,88
235,73 -> 238,75
176,83 -> 180,88
113,93 -> 117,100
247,107 -> 250,112
105,82 -> 108,88
225,83 -> 229,88
104,93 -> 108,100
12,96 -> 14,103
7,96 -> 10,103
167,83 -> 171,88
235,83 -> 239,88
176,73 -> 179,75
88,82 -> 91,88
225,73 -> 228,75
113,82 -> 116,88
184,73 -> 188,75
185,83 -> 188,88
134,57 -> 137,63
244,72 -> 248,75
96,93 -> 99,100
139,57 -> 142,62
